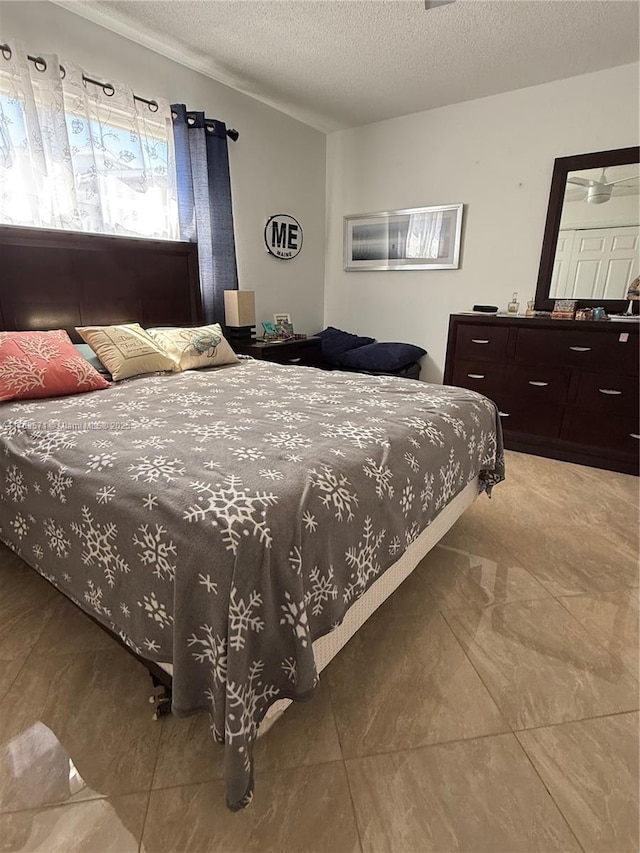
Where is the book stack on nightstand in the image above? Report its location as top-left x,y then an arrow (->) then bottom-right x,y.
233,336 -> 323,368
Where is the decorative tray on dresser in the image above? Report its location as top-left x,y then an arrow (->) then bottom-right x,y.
444,314 -> 639,475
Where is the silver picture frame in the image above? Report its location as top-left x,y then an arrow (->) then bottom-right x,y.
343,204 -> 464,271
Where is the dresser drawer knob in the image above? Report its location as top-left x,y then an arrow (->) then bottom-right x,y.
569,346 -> 591,352
498,412 -> 510,417
630,434 -> 640,440
598,388 -> 622,395
471,339 -> 490,344
528,381 -> 549,387
467,373 -> 485,379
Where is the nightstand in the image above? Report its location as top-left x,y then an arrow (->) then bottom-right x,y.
233,336 -> 323,367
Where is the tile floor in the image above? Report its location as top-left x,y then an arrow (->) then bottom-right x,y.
0,450 -> 637,853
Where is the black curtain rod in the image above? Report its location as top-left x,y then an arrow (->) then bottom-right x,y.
0,43 -> 239,141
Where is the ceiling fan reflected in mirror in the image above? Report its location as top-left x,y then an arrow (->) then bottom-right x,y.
566,168 -> 640,204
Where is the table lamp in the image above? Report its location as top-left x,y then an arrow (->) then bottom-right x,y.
625,276 -> 640,316
224,290 -> 256,342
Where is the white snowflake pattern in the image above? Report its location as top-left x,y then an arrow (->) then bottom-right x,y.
71,506 -> 130,586
143,494 -> 158,511
184,475 -> 278,554
143,639 -> 161,653
86,453 -> 117,472
436,449 -> 462,510
84,579 -> 111,617
225,661 -> 279,765
320,420 -> 387,450
344,516 -> 386,603
198,573 -> 218,594
33,544 -> 44,560
120,602 -> 131,617
404,452 -> 420,473
389,535 -> 402,556
402,416 -> 445,447
177,421 -> 250,443
229,587 -> 264,650
258,469 -> 283,481
285,453 -> 303,463
5,465 -> 27,502
280,591 -> 310,648
400,479 -> 415,516
305,565 -> 338,616
128,456 -> 185,484
421,472 -> 435,511
281,657 -> 297,684
133,524 -> 177,581
362,457 -> 395,499
44,518 -> 71,558
309,465 -> 359,522
26,431 -> 77,463
289,546 -> 303,575
263,431 -> 311,450
302,510 -> 317,532
10,513 -> 29,539
47,467 -> 73,503
230,447 -> 266,461
188,624 -> 227,684
137,592 -> 173,629
265,410 -> 310,423
131,435 -> 175,451
96,486 -> 116,505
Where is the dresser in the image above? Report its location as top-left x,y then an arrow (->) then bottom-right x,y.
232,336 -> 323,367
444,314 -> 639,475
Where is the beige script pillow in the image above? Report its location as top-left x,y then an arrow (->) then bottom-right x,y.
76,323 -> 179,381
147,324 -> 239,371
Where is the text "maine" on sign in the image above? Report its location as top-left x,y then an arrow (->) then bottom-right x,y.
265,214 -> 303,260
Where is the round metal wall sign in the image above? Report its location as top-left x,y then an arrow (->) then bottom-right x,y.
264,214 -> 303,259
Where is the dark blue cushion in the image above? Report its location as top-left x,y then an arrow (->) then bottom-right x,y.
317,326 -> 375,364
73,343 -> 111,377
340,342 -> 427,372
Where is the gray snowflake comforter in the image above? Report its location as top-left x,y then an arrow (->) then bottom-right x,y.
0,359 -> 504,809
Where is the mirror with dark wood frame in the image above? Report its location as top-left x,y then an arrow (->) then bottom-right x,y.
534,146 -> 640,314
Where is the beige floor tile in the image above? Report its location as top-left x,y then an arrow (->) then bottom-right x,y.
153,680 -> 341,789
418,542 -> 551,610
345,733 -> 581,853
494,520 -> 637,597
142,763 -> 360,853
517,712 -> 639,853
30,595 -> 115,657
327,605 -> 508,758
444,598 -> 639,729
558,588 -> 639,679
0,793 -> 147,853
0,655 -> 28,704
0,650 -> 162,813
0,572 -> 58,662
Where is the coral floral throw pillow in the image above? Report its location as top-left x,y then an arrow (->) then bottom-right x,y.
0,330 -> 110,402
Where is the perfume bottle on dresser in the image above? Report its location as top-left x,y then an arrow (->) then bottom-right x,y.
507,292 -> 520,314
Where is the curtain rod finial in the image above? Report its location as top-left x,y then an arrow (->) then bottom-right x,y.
227,128 -> 239,142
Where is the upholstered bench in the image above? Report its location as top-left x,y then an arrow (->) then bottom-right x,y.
316,327 -> 426,380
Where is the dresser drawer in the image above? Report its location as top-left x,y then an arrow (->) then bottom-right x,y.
562,410 -> 640,453
515,328 -> 639,374
451,360 -> 506,397
575,372 -> 639,417
495,397 -> 564,438
454,324 -> 509,363
506,364 -> 570,403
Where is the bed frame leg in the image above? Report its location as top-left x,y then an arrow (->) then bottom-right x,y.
148,674 -> 172,720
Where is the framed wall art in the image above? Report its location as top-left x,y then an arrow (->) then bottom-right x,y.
344,204 -> 463,271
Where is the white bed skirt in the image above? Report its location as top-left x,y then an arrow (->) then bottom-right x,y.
157,476 -> 479,734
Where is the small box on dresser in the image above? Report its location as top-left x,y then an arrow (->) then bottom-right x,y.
444,314 -> 639,475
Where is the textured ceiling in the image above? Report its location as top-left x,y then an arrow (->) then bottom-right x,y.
57,0 -> 640,132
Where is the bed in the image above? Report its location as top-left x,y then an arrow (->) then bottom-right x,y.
0,225 -> 505,810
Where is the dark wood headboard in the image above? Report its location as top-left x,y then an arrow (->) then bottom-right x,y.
0,225 -> 202,342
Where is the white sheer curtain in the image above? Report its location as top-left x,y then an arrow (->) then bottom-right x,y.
0,41 -> 179,239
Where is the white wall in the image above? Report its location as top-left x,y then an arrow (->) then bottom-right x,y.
325,64 -> 639,382
0,1 -> 326,335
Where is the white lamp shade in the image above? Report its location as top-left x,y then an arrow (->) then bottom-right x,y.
224,290 -> 256,326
